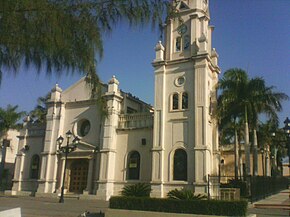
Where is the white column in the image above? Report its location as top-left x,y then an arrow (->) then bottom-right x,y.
58,158 -> 65,192
12,117 -> 30,194
151,44 -> 166,197
12,153 -> 25,192
38,84 -> 64,193
84,158 -> 94,194
96,76 -> 122,200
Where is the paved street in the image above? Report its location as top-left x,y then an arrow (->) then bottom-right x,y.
0,189 -> 289,217
0,195 -> 108,217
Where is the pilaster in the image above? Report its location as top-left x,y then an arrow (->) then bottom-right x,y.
151,41 -> 167,198
11,116 -> 30,193
38,84 -> 63,193
96,76 -> 123,200
83,158 -> 94,194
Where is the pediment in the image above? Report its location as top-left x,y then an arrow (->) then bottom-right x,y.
61,77 -> 91,102
61,77 -> 107,102
178,1 -> 190,11
75,141 -> 97,151
62,141 -> 97,159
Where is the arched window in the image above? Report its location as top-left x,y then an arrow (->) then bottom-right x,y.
173,149 -> 187,181
30,155 -> 40,179
175,37 -> 181,52
172,93 -> 179,110
183,35 -> 190,50
182,92 -> 188,109
127,151 -> 140,180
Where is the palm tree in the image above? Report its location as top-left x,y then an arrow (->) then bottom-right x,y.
219,68 -> 289,177
218,68 -> 250,177
260,122 -> 288,176
247,78 -> 288,176
257,120 -> 279,176
217,112 -> 240,179
0,1 -> 175,114
0,104 -> 25,135
220,120 -> 246,179
0,105 -> 25,185
0,0 -> 172,85
29,94 -> 50,123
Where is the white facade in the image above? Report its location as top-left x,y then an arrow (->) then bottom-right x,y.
1,130 -> 19,165
0,129 -> 20,183
11,0 -> 220,200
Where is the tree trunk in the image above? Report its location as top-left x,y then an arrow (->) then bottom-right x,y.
253,128 -> 258,176
234,129 -> 239,179
244,106 -> 251,176
239,141 -> 243,179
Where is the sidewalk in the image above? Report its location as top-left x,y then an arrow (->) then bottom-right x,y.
0,190 -> 289,217
253,189 -> 290,210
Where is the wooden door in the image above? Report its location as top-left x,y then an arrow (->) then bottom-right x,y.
69,160 -> 88,193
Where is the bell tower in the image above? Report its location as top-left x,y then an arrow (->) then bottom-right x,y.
164,0 -> 211,60
151,0 -> 220,197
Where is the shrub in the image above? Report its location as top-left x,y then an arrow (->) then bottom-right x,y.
110,196 -> 248,216
120,183 -> 151,197
167,189 -> 207,200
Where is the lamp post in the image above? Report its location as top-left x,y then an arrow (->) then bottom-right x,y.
283,117 -> 290,174
264,145 -> 269,176
270,130 -> 286,176
270,154 -> 275,176
260,148 -> 265,177
57,130 -> 80,203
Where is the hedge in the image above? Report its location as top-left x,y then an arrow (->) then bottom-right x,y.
109,196 -> 248,216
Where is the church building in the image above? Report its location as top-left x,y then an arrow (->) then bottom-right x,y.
11,0 -> 220,200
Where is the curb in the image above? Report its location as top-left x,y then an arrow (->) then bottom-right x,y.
254,204 -> 290,210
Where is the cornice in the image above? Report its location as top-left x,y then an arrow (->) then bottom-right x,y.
65,99 -> 98,109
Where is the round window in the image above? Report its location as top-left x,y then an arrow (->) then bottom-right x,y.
78,119 -> 90,137
175,76 -> 185,86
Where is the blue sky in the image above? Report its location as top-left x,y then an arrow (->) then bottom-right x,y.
0,0 -> 289,125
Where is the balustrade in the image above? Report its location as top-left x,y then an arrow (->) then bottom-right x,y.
118,113 -> 153,129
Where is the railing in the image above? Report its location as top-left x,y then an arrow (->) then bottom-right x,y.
249,175 -> 288,202
27,123 -> 46,137
118,113 -> 153,129
208,175 -> 289,202
27,129 -> 45,137
220,188 -> 240,200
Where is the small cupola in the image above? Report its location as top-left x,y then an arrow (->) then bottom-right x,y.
108,75 -> 120,93
154,41 -> 165,62
50,83 -> 62,101
211,48 -> 219,66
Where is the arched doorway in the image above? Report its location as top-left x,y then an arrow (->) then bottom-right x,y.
127,151 -> 140,180
173,149 -> 187,181
30,155 -> 40,179
69,160 -> 88,193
